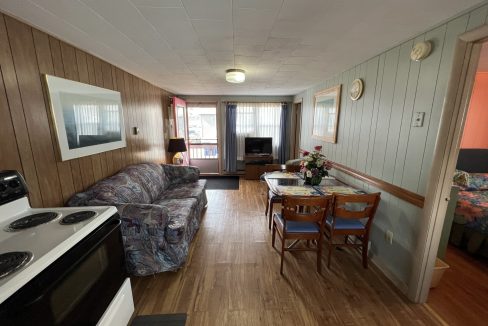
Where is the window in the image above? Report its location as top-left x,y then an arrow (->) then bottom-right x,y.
236,102 -> 282,160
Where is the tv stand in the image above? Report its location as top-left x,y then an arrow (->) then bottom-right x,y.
244,154 -> 273,180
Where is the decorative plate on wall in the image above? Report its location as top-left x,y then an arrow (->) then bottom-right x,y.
349,78 -> 364,101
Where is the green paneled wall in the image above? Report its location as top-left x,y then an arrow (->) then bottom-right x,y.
294,3 -> 488,291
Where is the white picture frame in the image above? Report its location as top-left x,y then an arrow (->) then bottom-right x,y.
44,74 -> 126,161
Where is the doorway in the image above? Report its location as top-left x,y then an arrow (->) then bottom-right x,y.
424,41 -> 488,324
413,25 -> 488,309
187,103 -> 219,174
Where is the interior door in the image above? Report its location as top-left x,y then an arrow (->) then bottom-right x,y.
172,97 -> 189,164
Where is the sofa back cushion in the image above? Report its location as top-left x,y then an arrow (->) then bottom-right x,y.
88,172 -> 152,204
120,163 -> 169,201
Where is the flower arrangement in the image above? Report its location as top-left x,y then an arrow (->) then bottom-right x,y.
300,146 -> 332,185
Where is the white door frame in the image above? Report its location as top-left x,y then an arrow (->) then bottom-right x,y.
408,25 -> 488,303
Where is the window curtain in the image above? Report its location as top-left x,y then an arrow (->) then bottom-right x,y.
278,102 -> 288,164
225,103 -> 237,172
236,102 -> 282,160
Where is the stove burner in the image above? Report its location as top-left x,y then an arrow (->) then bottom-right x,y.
60,211 -> 96,225
0,251 -> 33,279
7,212 -> 59,231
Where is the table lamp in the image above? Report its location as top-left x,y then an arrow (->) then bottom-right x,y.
168,138 -> 187,165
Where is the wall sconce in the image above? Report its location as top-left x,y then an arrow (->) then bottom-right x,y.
410,41 -> 432,61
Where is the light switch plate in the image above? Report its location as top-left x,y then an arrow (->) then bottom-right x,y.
412,112 -> 425,127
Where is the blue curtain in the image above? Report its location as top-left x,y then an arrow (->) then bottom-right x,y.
225,103 -> 237,172
279,102 -> 288,164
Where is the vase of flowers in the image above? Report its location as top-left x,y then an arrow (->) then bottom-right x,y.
300,146 -> 332,186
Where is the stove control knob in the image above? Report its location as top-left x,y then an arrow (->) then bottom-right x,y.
0,183 -> 6,192
8,180 -> 21,188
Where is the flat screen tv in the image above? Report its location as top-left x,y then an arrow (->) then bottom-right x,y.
245,137 -> 272,155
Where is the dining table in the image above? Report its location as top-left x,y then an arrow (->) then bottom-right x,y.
263,171 -> 365,198
263,171 -> 367,249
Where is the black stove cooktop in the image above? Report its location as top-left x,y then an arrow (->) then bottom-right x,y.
60,211 -> 97,225
7,212 -> 59,231
0,251 -> 33,280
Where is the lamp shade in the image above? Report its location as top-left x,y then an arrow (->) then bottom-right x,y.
168,138 -> 187,152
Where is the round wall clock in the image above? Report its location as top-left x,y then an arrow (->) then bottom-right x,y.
410,41 -> 432,61
349,78 -> 364,101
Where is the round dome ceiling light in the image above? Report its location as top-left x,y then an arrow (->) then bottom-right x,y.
225,69 -> 246,83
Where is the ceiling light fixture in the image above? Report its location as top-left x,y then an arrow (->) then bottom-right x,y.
225,69 -> 245,83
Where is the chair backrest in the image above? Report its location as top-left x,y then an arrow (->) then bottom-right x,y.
282,195 -> 332,223
285,165 -> 301,173
331,193 -> 381,228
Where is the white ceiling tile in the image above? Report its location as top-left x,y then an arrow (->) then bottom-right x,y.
235,45 -> 264,56
181,0 -> 231,20
130,0 -> 183,7
234,55 -> 260,66
235,8 -> 277,32
237,0 -> 283,10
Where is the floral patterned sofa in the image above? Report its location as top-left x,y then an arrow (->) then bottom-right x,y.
67,163 -> 207,276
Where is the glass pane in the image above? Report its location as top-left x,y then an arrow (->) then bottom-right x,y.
50,245 -> 108,323
175,105 -> 187,139
187,105 -> 218,159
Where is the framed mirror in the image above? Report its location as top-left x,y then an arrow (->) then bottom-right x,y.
312,85 -> 341,143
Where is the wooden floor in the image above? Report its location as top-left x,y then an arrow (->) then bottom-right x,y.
427,246 -> 488,326
131,179 -> 441,325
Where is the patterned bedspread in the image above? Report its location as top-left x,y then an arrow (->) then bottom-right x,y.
455,190 -> 488,235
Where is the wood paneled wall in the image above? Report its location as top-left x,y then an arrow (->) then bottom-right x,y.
294,3 -> 488,291
0,13 -> 170,208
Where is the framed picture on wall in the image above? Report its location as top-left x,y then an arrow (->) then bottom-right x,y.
44,74 -> 126,161
312,85 -> 341,143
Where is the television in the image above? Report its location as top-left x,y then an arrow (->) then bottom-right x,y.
245,137 -> 272,155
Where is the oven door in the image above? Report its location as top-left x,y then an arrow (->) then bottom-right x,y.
0,216 -> 126,325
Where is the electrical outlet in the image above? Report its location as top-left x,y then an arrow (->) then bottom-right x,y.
385,230 -> 393,244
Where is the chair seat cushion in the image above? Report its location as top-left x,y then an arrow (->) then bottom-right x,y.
274,213 -> 320,233
326,217 -> 365,230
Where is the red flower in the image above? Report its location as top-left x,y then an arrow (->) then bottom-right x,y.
303,150 -> 310,156
314,145 -> 322,151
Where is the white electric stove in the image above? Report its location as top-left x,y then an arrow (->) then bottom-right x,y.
0,170 -> 134,325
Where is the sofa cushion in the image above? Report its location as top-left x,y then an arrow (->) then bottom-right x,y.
159,180 -> 207,203
121,163 -> 169,201
153,198 -> 198,244
86,172 -> 152,204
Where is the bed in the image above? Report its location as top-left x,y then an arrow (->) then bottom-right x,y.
451,149 -> 488,257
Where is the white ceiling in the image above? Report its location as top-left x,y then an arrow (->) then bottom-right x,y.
0,0 -> 483,95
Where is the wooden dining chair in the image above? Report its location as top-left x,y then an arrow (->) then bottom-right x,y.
324,193 -> 381,268
265,164 -> 302,229
272,195 -> 332,275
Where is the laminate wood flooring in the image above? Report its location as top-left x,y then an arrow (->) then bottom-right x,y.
131,179 -> 441,325
427,246 -> 488,326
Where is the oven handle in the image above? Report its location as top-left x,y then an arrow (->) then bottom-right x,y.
21,218 -> 121,308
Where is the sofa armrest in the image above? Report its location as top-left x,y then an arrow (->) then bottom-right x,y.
161,164 -> 200,185
117,203 -> 172,276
